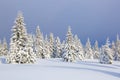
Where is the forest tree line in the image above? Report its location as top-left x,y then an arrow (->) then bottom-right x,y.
0,12 -> 120,64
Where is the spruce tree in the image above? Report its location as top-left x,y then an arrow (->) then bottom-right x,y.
7,12 -> 36,64
63,27 -> 77,62
26,34 -> 36,63
100,38 -> 113,64
85,38 -> 93,59
111,41 -> 117,60
35,26 -> 44,58
2,38 -> 8,56
42,34 -> 51,58
54,37 -> 62,58
48,33 -> 55,57
74,35 -> 84,60
93,40 -> 99,59
61,40 -> 65,56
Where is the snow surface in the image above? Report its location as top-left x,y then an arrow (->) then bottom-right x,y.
0,58 -> 120,80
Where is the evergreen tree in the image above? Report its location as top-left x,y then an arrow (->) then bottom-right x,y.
54,37 -> 62,58
63,27 -> 77,62
42,34 -> 51,58
26,34 -> 36,63
100,38 -> 113,64
74,35 -> 84,60
7,12 -> 36,64
1,38 -> 8,56
93,40 -> 99,59
31,34 -> 36,53
61,40 -> 65,56
35,26 -> 44,58
48,33 -> 55,57
111,41 -> 117,60
85,38 -> 93,59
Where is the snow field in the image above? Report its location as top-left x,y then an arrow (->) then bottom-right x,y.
0,59 -> 120,80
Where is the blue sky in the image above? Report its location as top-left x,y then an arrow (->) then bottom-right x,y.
0,0 -> 120,46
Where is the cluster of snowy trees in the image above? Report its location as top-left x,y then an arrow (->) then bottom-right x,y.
0,12 -> 120,64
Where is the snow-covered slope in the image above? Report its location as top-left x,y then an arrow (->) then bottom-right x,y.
0,59 -> 120,80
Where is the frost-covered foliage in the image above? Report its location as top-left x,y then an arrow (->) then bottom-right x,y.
7,12 -> 36,64
60,40 -> 65,56
100,38 -> 113,64
54,37 -> 62,58
93,41 -> 100,59
26,34 -> 36,63
111,41 -> 117,60
0,38 -> 8,56
63,27 -> 77,62
2,38 -> 8,56
34,26 -> 51,59
48,33 -> 55,58
42,35 -> 51,59
1,12 -> 120,64
35,26 -> 44,58
85,38 -> 93,59
74,35 -> 84,60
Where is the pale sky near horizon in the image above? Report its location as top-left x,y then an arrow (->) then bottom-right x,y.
0,0 -> 120,46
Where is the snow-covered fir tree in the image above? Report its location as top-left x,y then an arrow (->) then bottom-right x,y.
35,26 -> 44,58
7,12 -> 36,64
31,34 -> 36,53
26,34 -> 36,63
115,34 -> 120,61
93,40 -> 99,59
60,40 -> 65,56
100,38 -> 113,64
54,37 -> 62,58
111,41 -> 117,60
42,34 -> 51,59
48,33 -> 55,57
1,38 -> 8,56
85,38 -> 93,59
74,35 -> 84,60
63,27 -> 77,62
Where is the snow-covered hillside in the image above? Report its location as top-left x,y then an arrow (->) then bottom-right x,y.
0,58 -> 120,80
